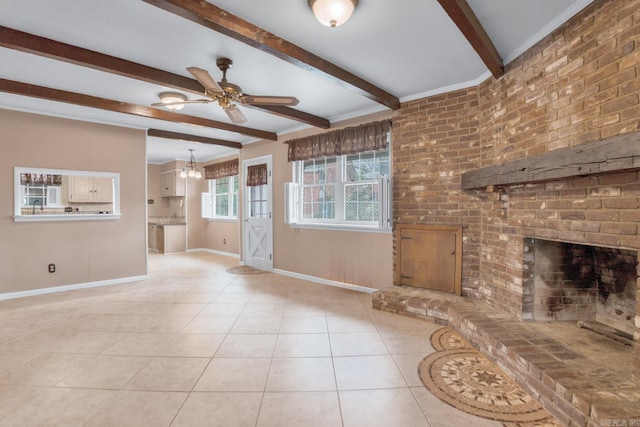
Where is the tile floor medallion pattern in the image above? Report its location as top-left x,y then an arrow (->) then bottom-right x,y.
420,327 -> 560,426
225,266 -> 269,275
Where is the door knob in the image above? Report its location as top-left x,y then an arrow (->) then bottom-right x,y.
450,250 -> 456,255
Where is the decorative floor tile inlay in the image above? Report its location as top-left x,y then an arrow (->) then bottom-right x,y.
420,327 -> 560,425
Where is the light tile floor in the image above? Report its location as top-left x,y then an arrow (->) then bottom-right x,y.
0,252 -> 503,427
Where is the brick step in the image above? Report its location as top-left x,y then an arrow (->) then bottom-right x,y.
372,286 -> 640,426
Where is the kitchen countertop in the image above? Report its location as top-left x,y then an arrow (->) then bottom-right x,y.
149,222 -> 186,226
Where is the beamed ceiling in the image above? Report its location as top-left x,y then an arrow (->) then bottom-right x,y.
0,0 -> 593,163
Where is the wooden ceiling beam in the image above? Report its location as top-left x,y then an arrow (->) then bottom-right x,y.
142,0 -> 401,110
147,129 -> 242,149
437,0 -> 504,78
0,25 -> 329,129
0,78 -> 277,141
246,102 -> 330,129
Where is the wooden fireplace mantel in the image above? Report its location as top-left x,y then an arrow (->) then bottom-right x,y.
461,131 -> 640,190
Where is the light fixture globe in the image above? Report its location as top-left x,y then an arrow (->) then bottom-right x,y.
308,0 -> 359,27
159,92 -> 186,111
182,148 -> 202,179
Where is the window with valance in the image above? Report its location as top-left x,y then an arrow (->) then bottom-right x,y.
202,159 -> 240,220
284,120 -> 392,229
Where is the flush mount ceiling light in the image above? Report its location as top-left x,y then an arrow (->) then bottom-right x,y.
308,0 -> 359,27
180,148 -> 202,179
159,92 -> 187,111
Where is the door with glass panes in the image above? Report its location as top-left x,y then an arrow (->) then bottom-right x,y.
243,156 -> 273,271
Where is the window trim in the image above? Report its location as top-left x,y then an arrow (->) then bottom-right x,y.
289,148 -> 391,231
203,175 -> 239,220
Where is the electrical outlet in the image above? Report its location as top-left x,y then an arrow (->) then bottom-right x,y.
223,238 -> 227,245
48,263 -> 56,273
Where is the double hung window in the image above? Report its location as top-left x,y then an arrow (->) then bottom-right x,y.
212,176 -> 239,218
292,148 -> 390,228
285,119 -> 391,230
201,160 -> 239,220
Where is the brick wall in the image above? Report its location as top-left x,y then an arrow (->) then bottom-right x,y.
393,0 -> 640,328
393,88 -> 483,298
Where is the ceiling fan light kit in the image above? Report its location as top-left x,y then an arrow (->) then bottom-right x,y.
308,0 -> 359,27
152,58 -> 299,124
159,92 -> 187,110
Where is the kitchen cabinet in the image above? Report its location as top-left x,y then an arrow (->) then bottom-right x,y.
148,223 -> 186,253
160,171 -> 185,197
68,176 -> 113,203
148,224 -> 159,252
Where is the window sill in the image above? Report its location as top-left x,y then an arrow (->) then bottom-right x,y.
14,213 -> 122,222
206,218 -> 240,223
289,222 -> 391,234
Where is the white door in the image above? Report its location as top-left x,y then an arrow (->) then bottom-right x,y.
243,156 -> 273,271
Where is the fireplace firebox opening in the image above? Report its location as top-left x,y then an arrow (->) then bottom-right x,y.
523,238 -> 638,339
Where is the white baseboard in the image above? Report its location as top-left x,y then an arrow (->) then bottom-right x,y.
188,248 -> 240,259
273,269 -> 378,294
0,275 -> 149,301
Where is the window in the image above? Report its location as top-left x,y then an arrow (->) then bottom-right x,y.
249,184 -> 269,218
302,157 -> 336,220
290,147 -> 391,229
22,183 -> 61,208
202,175 -> 239,219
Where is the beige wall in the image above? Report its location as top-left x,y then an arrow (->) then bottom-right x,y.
0,109 -> 147,294
198,155 -> 241,255
240,111 -> 394,289
186,168 -> 203,249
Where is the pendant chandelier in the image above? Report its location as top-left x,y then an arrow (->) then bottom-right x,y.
180,149 -> 202,179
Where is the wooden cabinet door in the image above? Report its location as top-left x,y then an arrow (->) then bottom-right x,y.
160,171 -> 185,197
160,172 -> 172,197
397,225 -> 461,295
68,176 -> 93,202
93,177 -> 113,202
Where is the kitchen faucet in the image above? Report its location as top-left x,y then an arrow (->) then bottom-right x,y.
32,199 -> 43,214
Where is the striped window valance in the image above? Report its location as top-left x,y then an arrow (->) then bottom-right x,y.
204,159 -> 239,180
285,120 -> 391,162
246,163 -> 268,187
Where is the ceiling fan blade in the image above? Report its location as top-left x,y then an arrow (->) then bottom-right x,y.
224,105 -> 247,124
151,99 -> 212,108
187,67 -> 224,94
243,95 -> 299,106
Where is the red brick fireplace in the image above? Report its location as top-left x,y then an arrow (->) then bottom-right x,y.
391,0 -> 640,341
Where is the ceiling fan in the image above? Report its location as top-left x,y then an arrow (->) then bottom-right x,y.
152,58 -> 299,124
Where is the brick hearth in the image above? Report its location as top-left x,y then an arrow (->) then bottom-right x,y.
372,286 -> 640,426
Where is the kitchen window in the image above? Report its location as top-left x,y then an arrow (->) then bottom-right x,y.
22,183 -> 62,208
